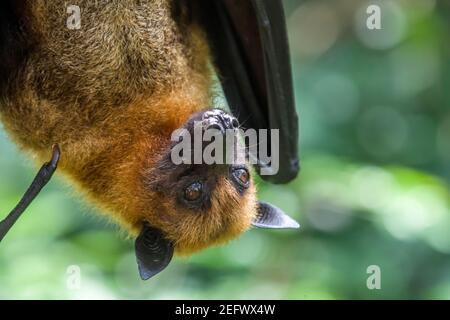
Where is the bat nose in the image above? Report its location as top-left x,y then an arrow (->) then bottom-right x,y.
222,114 -> 239,129
231,117 -> 239,129
202,109 -> 240,132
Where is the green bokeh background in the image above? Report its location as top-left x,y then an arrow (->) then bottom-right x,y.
1,0 -> 449,299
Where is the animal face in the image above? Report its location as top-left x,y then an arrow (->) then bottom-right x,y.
132,109 -> 298,279
145,109 -> 258,255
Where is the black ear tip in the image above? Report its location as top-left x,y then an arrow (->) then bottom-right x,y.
286,219 -> 301,229
252,201 -> 301,229
137,264 -> 160,281
138,267 -> 151,281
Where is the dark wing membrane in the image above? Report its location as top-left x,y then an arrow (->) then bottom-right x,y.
198,0 -> 300,183
0,0 -> 27,90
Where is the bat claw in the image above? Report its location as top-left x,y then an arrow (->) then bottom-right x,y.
49,144 -> 61,169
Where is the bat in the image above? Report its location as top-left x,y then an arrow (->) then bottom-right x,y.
0,0 -> 300,280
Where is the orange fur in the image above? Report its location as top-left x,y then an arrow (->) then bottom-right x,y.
0,0 -> 258,255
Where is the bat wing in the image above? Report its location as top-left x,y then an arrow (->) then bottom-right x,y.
0,1 -> 27,88
199,0 -> 300,184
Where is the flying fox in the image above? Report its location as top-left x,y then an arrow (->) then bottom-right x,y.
0,0 -> 300,280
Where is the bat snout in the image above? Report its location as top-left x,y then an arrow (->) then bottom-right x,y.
201,109 -> 239,133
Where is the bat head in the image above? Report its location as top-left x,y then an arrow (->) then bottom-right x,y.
135,109 -> 299,280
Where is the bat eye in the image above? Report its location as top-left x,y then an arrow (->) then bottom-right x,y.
184,182 -> 203,202
232,168 -> 250,188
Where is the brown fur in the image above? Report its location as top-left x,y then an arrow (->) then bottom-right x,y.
0,0 -> 257,255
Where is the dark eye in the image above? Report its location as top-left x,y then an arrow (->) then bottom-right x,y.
184,182 -> 203,202
232,168 -> 250,188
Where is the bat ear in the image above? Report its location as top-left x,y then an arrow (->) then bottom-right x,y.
135,225 -> 174,280
252,202 -> 300,229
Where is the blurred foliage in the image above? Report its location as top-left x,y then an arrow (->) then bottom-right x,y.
0,0 -> 449,299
